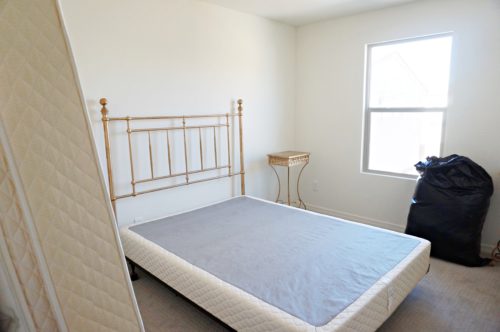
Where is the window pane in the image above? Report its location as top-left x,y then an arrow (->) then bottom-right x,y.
368,112 -> 443,176
369,35 -> 452,108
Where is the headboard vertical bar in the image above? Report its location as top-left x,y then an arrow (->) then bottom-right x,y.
213,126 -> 218,168
148,131 -> 154,178
182,117 -> 189,183
100,98 -> 116,213
225,114 -> 231,175
199,128 -> 204,170
166,130 -> 172,176
126,118 -> 137,196
237,99 -> 245,195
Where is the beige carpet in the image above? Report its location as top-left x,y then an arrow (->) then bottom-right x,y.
133,258 -> 500,332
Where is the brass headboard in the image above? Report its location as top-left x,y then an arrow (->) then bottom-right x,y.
99,98 -> 245,213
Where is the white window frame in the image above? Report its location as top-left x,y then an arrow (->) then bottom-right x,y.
362,33 -> 452,179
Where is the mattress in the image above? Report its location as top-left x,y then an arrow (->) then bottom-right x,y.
121,196 -> 431,332
0,0 -> 143,330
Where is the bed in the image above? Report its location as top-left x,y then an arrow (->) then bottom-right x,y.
99,98 -> 430,331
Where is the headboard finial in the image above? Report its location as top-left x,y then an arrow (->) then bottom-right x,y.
237,99 -> 243,113
100,98 -> 108,117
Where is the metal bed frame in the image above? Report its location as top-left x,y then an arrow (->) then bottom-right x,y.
99,98 -> 246,214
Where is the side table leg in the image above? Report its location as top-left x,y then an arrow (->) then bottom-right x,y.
270,165 -> 281,202
297,161 -> 309,209
287,166 -> 291,205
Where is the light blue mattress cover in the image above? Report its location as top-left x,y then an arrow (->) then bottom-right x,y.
130,197 -> 420,326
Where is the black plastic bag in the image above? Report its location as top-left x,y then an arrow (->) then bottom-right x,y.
405,155 -> 493,267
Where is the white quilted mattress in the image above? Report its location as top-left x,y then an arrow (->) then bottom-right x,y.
120,197 -> 430,332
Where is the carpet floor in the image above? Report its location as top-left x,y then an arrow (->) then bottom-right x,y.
132,258 -> 500,332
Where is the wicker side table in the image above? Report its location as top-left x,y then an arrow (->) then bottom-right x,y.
267,151 -> 310,209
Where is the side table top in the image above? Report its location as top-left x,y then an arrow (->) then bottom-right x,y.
268,151 -> 310,167
267,151 -> 310,159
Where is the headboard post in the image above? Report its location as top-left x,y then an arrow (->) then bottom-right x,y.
100,98 -> 116,214
238,99 -> 245,195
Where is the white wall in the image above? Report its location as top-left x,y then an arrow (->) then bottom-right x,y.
61,0 -> 499,250
296,0 -> 500,250
59,0 -> 296,225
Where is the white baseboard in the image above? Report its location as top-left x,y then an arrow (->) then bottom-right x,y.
307,203 -> 496,257
307,203 -> 406,232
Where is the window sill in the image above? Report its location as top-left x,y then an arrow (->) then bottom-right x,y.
361,169 -> 418,181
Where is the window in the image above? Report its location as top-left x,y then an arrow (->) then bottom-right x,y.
363,34 -> 453,177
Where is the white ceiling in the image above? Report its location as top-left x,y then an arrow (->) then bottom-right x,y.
199,0 -> 418,26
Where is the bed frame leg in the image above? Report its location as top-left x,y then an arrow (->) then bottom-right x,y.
126,258 -> 139,281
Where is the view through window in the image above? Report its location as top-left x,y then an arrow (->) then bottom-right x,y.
363,34 -> 453,177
